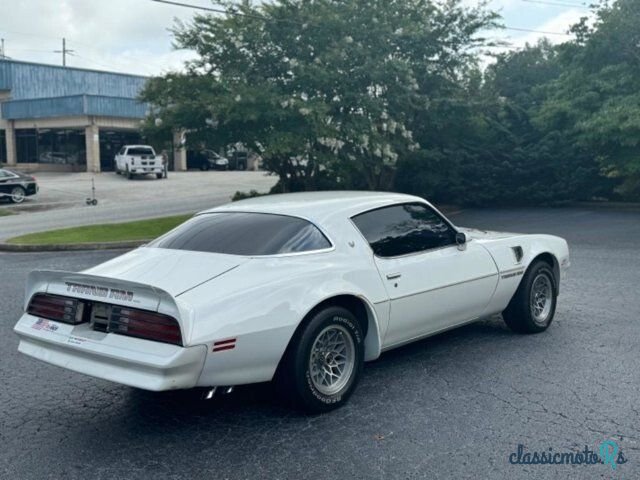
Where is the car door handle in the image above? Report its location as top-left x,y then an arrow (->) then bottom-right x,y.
386,273 -> 402,280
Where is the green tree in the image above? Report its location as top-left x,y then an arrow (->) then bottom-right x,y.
535,0 -> 640,198
398,39 -> 607,206
476,40 -> 606,205
141,0 -> 499,191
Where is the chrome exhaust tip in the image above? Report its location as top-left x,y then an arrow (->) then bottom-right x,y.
200,386 -> 233,400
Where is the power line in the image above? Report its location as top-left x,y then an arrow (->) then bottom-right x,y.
6,47 -> 53,53
504,26 -> 571,36
2,0 -> 577,73
151,0 -> 575,37
0,29 -> 161,74
521,0 -> 589,8
0,29 -> 60,41
149,0 -> 230,13
149,0 -> 290,22
70,53 -> 123,72
71,53 -> 155,75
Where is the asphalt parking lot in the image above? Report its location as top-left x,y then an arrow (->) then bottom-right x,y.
1,207 -> 638,479
0,170 -> 277,240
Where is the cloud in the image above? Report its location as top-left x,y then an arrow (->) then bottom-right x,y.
0,0 -> 207,75
506,8 -> 590,48
478,6 -> 594,66
1,0 -> 594,75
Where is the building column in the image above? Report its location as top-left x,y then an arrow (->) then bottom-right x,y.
173,129 -> 187,171
85,123 -> 101,173
5,121 -> 17,166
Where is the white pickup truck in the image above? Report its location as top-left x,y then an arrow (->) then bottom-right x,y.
115,145 -> 165,179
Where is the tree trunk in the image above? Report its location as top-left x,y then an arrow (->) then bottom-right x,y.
379,166 -> 397,191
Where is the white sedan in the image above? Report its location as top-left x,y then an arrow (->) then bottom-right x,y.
14,192 -> 569,412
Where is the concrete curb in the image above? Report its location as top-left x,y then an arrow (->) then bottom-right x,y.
572,201 -> 640,212
0,240 -> 147,252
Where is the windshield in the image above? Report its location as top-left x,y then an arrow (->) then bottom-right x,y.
148,212 -> 332,256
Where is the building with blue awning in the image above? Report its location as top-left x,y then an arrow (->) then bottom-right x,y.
0,59 -> 187,172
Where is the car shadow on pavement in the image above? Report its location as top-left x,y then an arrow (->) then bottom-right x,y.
33,312 -> 561,474
115,315 -> 517,424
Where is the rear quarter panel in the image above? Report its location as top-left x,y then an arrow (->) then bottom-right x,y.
178,232 -> 389,386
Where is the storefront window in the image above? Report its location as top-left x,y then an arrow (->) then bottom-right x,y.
16,128 -> 86,166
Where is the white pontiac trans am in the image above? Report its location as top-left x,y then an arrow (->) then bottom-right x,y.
14,192 -> 570,412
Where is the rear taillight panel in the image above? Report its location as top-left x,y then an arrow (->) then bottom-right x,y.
26,293 -> 182,346
27,293 -> 85,325
109,306 -> 182,346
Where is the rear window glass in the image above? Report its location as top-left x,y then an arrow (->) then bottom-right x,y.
127,147 -> 154,156
148,212 -> 332,255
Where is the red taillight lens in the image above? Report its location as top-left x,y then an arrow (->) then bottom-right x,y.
27,293 -> 85,324
109,306 -> 182,346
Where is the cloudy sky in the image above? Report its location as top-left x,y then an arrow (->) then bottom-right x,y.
0,0 -> 592,76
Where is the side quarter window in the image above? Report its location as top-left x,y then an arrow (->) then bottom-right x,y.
352,203 -> 457,257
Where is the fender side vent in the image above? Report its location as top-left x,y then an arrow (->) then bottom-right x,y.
512,246 -> 524,263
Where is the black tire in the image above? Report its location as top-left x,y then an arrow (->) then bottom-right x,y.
201,162 -> 210,171
503,260 -> 557,334
156,173 -> 163,179
9,186 -> 26,204
276,306 -> 364,413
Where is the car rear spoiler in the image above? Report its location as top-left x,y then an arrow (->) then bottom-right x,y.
25,270 -> 188,334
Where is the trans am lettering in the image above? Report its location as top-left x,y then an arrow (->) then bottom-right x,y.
65,282 -> 134,302
109,288 -> 135,301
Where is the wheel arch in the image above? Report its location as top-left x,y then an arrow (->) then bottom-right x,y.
530,252 -> 560,295
277,294 -> 383,376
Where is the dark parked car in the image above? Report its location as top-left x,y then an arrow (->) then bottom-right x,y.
200,150 -> 229,171
0,168 -> 38,204
186,149 -> 250,171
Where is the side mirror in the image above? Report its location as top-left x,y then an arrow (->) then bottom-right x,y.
455,232 -> 467,250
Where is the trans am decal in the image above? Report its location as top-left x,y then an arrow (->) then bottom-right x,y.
501,269 -> 525,280
65,282 -> 134,302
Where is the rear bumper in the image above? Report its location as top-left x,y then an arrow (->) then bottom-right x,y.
14,314 -> 207,391
131,166 -> 163,174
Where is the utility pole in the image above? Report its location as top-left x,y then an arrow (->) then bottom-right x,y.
0,38 -> 5,59
54,38 -> 75,66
